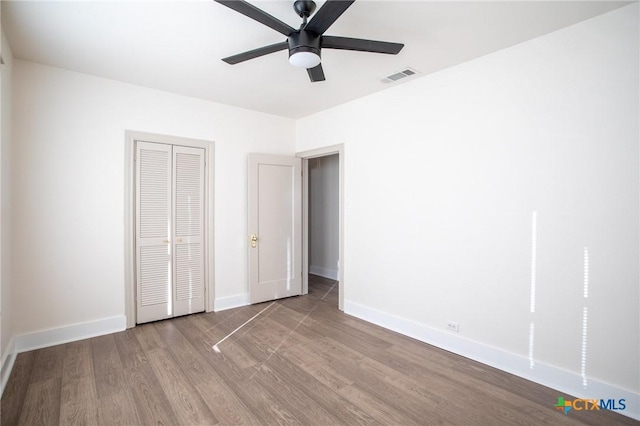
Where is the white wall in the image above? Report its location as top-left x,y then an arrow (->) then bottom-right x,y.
309,154 -> 339,280
1,27 -> 14,382
297,3 -> 639,407
12,60 -> 296,336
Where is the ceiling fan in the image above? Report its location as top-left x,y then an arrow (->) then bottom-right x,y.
214,0 -> 404,82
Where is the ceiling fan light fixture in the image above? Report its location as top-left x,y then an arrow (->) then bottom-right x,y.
289,49 -> 321,68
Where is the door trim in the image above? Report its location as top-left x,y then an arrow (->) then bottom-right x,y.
124,130 -> 215,329
297,144 -> 344,311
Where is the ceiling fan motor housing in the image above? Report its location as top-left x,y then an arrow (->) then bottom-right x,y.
288,31 -> 321,59
293,0 -> 316,18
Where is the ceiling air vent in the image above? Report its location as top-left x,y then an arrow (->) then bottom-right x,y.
382,68 -> 418,84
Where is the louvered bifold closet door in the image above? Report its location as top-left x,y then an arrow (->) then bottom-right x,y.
172,146 -> 205,317
136,142 -> 172,324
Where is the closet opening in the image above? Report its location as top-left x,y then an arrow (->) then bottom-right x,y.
124,131 -> 215,328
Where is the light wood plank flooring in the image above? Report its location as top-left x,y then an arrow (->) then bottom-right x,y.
2,275 -> 635,425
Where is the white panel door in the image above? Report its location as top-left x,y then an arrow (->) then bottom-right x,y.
136,142 -> 172,323
172,146 -> 205,317
248,154 -> 302,304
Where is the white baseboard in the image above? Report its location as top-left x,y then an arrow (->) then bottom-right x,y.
344,300 -> 639,421
214,293 -> 249,312
309,265 -> 338,281
15,316 -> 126,353
1,315 -> 126,398
1,336 -> 17,398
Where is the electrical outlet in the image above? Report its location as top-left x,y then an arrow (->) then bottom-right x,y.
447,321 -> 460,332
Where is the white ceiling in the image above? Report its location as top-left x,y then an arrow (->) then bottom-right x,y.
2,1 -> 630,119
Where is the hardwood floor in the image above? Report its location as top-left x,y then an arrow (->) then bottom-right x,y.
2,275 -> 635,425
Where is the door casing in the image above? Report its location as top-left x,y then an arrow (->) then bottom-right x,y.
298,144 -> 344,311
124,130 -> 215,329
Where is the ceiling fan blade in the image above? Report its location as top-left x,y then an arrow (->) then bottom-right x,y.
215,0 -> 295,36
322,36 -> 404,54
307,64 -> 325,82
222,42 -> 288,64
305,0 -> 355,35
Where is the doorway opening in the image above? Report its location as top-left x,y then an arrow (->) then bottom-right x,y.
307,154 -> 339,306
298,145 -> 344,310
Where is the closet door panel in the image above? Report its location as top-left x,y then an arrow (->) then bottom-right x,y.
136,142 -> 172,323
172,146 -> 205,317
